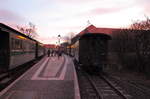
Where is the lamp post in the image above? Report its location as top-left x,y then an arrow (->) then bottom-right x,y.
58,34 -> 61,51
58,34 -> 61,45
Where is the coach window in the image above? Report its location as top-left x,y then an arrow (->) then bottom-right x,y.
15,39 -> 19,49
19,40 -> 23,49
13,39 -> 22,50
31,44 -> 35,50
19,40 -> 21,49
11,38 -> 14,49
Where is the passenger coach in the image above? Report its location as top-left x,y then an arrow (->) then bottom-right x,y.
0,23 -> 45,72
68,32 -> 111,73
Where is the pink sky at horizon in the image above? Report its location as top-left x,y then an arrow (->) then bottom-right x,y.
0,0 -> 150,44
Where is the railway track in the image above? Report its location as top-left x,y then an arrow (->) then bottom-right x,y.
128,81 -> 150,94
77,69 -> 131,99
108,75 -> 150,98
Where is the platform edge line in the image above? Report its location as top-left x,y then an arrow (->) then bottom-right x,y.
31,58 -> 49,80
0,57 -> 47,97
73,58 -> 81,99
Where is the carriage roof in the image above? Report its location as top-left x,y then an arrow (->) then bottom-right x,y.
80,33 -> 111,40
0,23 -> 36,42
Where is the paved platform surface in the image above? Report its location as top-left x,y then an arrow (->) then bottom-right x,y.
0,55 -> 80,99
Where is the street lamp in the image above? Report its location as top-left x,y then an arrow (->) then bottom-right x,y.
58,34 -> 61,45
58,34 -> 61,51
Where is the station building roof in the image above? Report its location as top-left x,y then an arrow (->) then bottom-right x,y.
78,25 -> 120,36
71,24 -> 119,44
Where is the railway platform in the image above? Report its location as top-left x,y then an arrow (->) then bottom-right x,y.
0,55 -> 80,99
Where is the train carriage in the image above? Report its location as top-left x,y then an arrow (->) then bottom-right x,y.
36,42 -> 45,58
0,23 -> 37,71
10,33 -> 36,69
0,23 -> 45,72
69,32 -> 111,73
0,28 -> 9,71
79,33 -> 111,73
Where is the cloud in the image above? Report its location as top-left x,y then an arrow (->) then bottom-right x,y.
79,5 -> 129,16
137,0 -> 150,16
0,9 -> 26,25
89,7 -> 122,15
53,0 -> 95,4
1,0 -> 9,3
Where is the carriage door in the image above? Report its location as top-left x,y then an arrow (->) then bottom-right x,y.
0,30 -> 9,70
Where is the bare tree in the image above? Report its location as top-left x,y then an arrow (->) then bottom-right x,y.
129,17 -> 150,73
17,22 -> 38,39
64,32 -> 75,43
63,32 -> 75,55
111,29 -> 136,70
111,16 -> 150,74
131,17 -> 150,30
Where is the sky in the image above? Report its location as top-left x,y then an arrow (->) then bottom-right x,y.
0,0 -> 150,44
